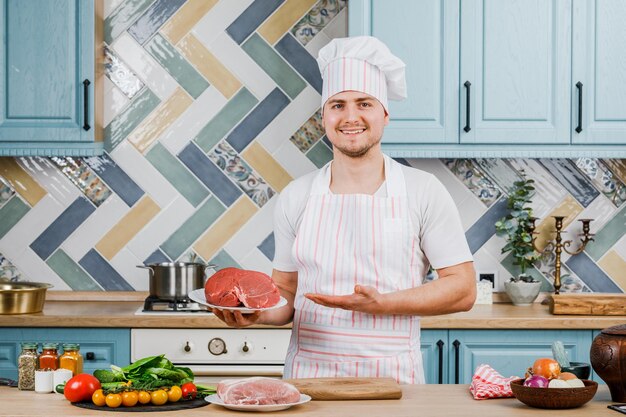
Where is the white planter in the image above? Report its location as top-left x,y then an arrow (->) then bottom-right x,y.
504,281 -> 542,306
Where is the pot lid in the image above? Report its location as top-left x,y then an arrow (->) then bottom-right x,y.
601,324 -> 626,335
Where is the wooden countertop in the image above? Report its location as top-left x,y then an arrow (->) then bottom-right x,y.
0,294 -> 624,328
0,384 -> 618,417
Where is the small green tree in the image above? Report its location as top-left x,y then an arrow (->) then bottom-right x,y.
494,176 -> 541,281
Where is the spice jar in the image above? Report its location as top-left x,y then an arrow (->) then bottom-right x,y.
38,343 -> 59,371
59,343 -> 83,376
17,342 -> 38,390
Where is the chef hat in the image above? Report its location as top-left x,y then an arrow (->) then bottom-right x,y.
317,36 -> 406,112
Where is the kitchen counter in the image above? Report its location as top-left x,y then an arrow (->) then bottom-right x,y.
0,292 -> 624,329
0,384 -> 618,416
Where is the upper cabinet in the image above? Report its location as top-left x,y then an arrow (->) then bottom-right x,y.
0,0 -> 102,156
572,0 -> 626,144
349,0 -> 626,157
460,0 -> 571,145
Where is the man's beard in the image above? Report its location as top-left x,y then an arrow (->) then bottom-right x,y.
333,137 -> 381,158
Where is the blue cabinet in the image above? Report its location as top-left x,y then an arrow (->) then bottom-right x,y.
0,0 -> 102,156
459,0 -> 572,145
0,328 -> 130,380
349,0 -> 626,157
420,329 -> 448,384
572,0 -> 626,144
422,329 -> 592,384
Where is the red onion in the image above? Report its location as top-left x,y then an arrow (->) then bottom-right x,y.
523,375 -> 550,388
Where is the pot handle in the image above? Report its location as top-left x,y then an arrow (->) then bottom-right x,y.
136,265 -> 154,277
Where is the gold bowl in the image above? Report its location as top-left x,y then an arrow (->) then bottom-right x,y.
510,378 -> 597,409
0,282 -> 52,314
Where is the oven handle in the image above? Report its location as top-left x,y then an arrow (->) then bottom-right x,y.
182,365 -> 285,377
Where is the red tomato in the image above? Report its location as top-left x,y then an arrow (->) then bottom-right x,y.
64,373 -> 102,403
181,382 -> 197,400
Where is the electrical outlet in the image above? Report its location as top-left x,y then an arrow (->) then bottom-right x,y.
478,272 -> 497,288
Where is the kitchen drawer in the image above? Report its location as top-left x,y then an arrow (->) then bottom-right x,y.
0,328 -> 130,379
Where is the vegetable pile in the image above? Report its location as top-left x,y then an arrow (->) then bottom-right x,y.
93,354 -> 194,392
60,354 -> 215,408
522,358 -> 585,389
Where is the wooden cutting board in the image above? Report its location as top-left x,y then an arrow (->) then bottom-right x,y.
284,377 -> 402,400
549,293 -> 626,315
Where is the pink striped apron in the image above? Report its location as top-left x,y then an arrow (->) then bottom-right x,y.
284,155 -> 425,384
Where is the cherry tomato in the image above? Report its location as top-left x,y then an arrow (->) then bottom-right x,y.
64,373 -> 102,402
91,389 -> 106,407
137,391 -> 151,404
181,382 -> 197,400
105,393 -> 123,408
167,386 -> 182,402
121,391 -> 139,407
150,389 -> 168,405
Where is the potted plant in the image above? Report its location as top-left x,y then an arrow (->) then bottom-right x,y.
495,176 -> 542,306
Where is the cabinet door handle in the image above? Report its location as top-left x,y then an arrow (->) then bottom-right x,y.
463,81 -> 471,133
83,79 -> 91,131
436,339 -> 445,384
575,81 -> 583,133
85,352 -> 95,360
453,339 -> 461,384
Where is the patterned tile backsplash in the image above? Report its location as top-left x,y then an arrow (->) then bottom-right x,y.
0,0 -> 624,295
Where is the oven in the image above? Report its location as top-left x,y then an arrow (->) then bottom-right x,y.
131,328 -> 291,384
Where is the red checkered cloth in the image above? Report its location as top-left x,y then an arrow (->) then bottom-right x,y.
469,364 -> 520,400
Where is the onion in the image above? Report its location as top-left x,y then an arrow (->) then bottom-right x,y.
523,375 -> 550,388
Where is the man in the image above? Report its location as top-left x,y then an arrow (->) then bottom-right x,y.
213,36 -> 476,384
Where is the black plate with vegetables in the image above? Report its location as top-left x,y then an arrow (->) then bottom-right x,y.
72,397 -> 210,412
66,354 -> 215,410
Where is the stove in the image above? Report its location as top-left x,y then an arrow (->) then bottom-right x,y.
140,295 -> 209,313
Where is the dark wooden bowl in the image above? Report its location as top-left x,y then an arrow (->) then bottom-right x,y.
510,379 -> 598,409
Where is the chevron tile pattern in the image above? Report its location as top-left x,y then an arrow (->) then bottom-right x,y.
0,1 -> 624,296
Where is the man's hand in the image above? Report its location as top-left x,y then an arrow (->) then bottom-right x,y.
304,285 -> 386,314
211,308 -> 261,328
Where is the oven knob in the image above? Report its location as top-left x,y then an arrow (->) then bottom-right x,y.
208,337 -> 227,355
242,342 -> 252,353
184,341 -> 192,353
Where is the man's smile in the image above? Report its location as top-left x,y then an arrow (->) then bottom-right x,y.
339,127 -> 367,135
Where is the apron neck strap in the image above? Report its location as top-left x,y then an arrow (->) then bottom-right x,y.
310,154 -> 407,197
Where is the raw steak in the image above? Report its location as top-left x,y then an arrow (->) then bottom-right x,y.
204,267 -> 281,308
217,377 -> 301,405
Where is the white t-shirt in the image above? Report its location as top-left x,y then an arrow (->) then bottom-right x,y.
273,161 -> 473,275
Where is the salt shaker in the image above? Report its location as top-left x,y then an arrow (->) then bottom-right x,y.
34,370 -> 54,393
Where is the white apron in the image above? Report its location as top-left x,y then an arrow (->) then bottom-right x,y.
284,155 -> 425,384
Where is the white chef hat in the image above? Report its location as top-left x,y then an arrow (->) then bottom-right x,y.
317,36 -> 406,113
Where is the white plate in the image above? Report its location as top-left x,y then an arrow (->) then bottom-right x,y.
205,394 -> 311,412
188,289 -> 287,313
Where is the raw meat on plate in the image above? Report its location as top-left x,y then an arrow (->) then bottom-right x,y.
204,267 -> 281,308
217,377 -> 301,405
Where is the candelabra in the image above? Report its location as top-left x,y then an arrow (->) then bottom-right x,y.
529,216 -> 594,295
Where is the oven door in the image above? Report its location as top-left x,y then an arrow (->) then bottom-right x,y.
131,329 -> 291,384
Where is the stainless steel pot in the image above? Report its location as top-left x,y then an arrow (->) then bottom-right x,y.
137,262 -> 215,301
